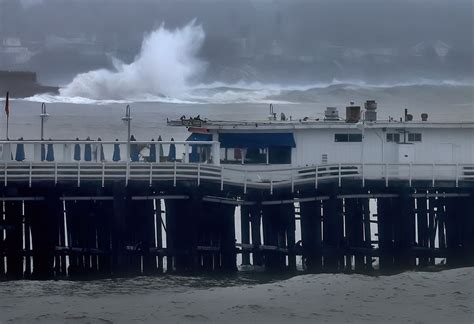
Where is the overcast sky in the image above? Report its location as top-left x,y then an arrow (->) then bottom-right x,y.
0,0 -> 472,84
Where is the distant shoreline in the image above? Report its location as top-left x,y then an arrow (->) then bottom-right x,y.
0,70 -> 59,98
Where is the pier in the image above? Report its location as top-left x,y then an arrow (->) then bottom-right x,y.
0,139 -> 473,279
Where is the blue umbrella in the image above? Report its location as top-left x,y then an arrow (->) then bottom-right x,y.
97,138 -> 105,162
73,144 -> 81,161
112,140 -> 121,161
157,135 -> 164,161
15,139 -> 25,161
168,138 -> 176,162
84,137 -> 92,161
130,135 -> 139,162
149,139 -> 156,162
46,142 -> 55,161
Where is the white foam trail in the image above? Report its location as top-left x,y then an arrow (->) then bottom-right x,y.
23,94 -> 200,105
60,21 -> 205,100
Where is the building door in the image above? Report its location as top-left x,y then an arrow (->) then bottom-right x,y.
398,143 -> 415,163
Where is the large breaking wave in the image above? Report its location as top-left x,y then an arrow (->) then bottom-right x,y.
23,79 -> 473,106
59,21 -> 205,100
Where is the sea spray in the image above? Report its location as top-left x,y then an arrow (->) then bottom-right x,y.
60,21 -> 205,100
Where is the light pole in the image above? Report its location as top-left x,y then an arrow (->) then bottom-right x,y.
356,109 -> 365,164
121,104 -> 132,161
40,102 -> 49,140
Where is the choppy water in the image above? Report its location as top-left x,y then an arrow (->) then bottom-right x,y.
0,268 -> 472,323
0,83 -> 472,143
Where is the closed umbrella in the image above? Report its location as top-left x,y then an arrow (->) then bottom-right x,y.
15,138 -> 25,161
84,137 -> 92,161
74,138 -> 81,161
130,135 -> 139,162
46,141 -> 55,161
149,139 -> 156,162
97,138 -> 105,161
112,139 -> 121,161
157,135 -> 164,161
168,138 -> 176,162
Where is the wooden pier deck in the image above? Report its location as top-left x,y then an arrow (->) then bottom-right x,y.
0,140 -> 473,279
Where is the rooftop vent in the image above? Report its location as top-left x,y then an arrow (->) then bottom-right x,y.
346,103 -> 361,123
324,107 -> 339,121
421,113 -> 428,121
364,100 -> 377,122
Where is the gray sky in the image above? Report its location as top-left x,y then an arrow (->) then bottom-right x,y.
0,0 -> 472,84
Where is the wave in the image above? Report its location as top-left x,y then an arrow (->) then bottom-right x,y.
16,78 -> 473,105
60,20 -> 205,100
22,93 -> 200,105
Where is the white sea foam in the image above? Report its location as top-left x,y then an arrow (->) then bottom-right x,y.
18,78 -> 473,105
60,21 -> 205,100
23,93 -> 199,105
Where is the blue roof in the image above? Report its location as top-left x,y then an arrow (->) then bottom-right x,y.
186,133 -> 213,141
219,133 -> 296,148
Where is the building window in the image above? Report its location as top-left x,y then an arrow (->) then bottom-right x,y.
386,133 -> 401,142
268,147 -> 291,164
335,133 -> 362,142
408,133 -> 422,142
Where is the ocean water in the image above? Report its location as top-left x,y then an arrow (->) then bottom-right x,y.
2,82 -> 473,142
0,268 -> 472,323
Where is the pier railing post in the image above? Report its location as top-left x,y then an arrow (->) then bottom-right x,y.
212,142 -> 220,166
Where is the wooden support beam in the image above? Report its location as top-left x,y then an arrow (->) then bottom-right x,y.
395,189 -> 416,269
282,203 -> 296,271
28,191 -> 60,279
240,206 -> 251,266
377,197 -> 394,270
322,193 -> 344,272
361,198 -> 372,271
220,204 -> 237,272
250,205 -> 263,266
262,205 -> 283,270
96,200 -> 112,275
155,199 -> 163,272
344,198 -> 364,272
300,201 -> 322,272
416,196 -> 429,267
111,184 -> 129,276
4,200 -> 23,279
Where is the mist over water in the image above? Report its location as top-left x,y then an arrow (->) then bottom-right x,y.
60,21 -> 205,100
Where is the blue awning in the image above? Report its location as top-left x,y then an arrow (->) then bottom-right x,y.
219,133 -> 296,148
186,133 -> 212,141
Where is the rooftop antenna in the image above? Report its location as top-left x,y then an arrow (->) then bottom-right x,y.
269,103 -> 276,121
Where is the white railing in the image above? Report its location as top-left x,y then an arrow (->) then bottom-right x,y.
0,161 -> 472,190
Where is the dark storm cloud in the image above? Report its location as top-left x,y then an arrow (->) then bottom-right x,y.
0,0 -> 472,84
